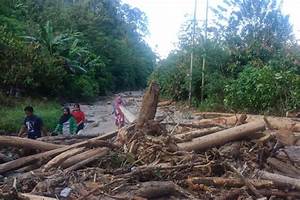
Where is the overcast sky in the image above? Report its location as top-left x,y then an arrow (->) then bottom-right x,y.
122,0 -> 300,58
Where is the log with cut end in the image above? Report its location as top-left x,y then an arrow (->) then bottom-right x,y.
256,170 -> 300,190
0,136 -> 65,151
65,147 -> 109,172
136,81 -> 159,129
43,147 -> 86,171
178,120 -> 265,152
187,177 -> 274,189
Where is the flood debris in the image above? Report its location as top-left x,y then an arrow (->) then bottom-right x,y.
1,83 -> 300,199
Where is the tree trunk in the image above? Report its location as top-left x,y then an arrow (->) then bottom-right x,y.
187,177 -> 274,189
175,127 -> 223,141
61,148 -> 106,169
267,157 -> 300,179
136,81 -> 159,129
256,170 -> 300,190
43,147 -> 86,171
0,134 -> 109,174
65,147 -> 109,172
178,120 -> 265,152
0,136 -> 65,151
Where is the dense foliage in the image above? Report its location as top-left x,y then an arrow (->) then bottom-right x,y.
152,0 -> 300,114
0,0 -> 155,100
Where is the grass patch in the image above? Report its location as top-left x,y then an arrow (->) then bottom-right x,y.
0,97 -> 61,134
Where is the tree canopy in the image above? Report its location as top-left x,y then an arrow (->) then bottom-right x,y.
152,0 -> 300,114
0,0 -> 156,100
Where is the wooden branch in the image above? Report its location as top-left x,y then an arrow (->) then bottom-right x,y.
178,120 -> 265,152
43,147 -> 86,171
0,136 -> 65,151
187,177 -> 274,188
65,147 -> 109,172
256,170 -> 300,190
136,81 -> 159,129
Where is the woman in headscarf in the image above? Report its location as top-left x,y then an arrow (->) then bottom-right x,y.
54,107 -> 77,135
112,95 -> 125,129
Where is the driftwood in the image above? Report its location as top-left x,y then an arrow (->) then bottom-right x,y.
175,127 -> 223,141
65,147 -> 109,172
61,148 -> 107,169
267,157 -> 300,178
43,147 -> 86,171
178,120 -> 265,152
187,177 -> 274,189
133,181 -> 177,198
256,170 -> 300,190
136,81 -> 159,129
0,136 -> 65,151
19,193 -> 57,200
0,133 -> 110,174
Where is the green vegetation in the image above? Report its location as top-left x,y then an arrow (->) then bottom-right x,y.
151,0 -> 300,115
0,0 -> 155,100
0,97 -> 61,133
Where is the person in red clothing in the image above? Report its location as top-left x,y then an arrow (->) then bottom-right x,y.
72,103 -> 85,133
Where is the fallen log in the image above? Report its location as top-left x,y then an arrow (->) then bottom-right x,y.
256,170 -> 300,190
178,120 -> 266,152
133,181 -> 177,199
0,136 -> 65,151
61,148 -> 105,169
136,81 -> 159,129
43,147 -> 86,171
193,112 -> 234,118
158,100 -> 173,107
267,157 -> 300,178
175,127 -> 223,141
258,189 -> 300,198
187,177 -> 274,189
0,133 -> 111,174
19,193 -> 57,200
65,147 -> 109,172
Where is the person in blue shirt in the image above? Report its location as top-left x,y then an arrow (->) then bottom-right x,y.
18,106 -> 46,139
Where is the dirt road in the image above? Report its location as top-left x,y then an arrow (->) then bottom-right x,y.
78,91 -> 143,135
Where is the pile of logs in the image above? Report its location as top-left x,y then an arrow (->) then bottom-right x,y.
1,82 -> 300,200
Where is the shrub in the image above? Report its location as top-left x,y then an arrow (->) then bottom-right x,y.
224,66 -> 300,114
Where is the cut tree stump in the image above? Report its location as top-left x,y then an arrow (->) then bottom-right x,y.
0,136 -> 65,151
136,81 -> 159,129
178,120 -> 265,152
